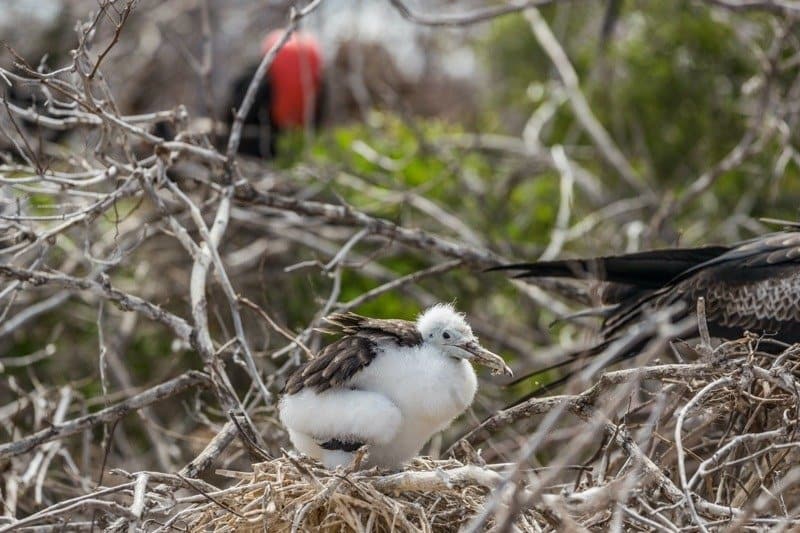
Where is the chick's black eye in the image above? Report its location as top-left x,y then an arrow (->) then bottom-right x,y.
442,332 -> 451,339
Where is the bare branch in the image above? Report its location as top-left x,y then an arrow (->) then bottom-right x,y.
0,371 -> 211,459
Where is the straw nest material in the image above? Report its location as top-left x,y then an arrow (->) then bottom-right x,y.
182,455 -> 536,532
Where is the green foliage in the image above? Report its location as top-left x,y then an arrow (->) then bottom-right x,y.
607,3 -> 756,182
481,6 -> 595,116
311,114 -> 560,244
480,3 -> 763,187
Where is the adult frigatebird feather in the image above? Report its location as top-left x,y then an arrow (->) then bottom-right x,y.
492,231 -> 800,394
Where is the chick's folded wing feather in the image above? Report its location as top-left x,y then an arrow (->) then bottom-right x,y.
284,313 -> 422,394
283,335 -> 378,394
324,313 -> 422,347
283,314 -> 422,395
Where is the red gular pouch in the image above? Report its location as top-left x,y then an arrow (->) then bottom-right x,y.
262,30 -> 324,131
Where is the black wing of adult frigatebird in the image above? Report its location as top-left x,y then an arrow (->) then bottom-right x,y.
602,231 -> 800,342
493,232 -> 800,397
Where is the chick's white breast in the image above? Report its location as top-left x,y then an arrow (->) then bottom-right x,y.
351,344 -> 478,427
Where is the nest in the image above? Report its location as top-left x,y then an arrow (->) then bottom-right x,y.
177,336 -> 800,532
180,455 -> 537,532
477,333 -> 800,531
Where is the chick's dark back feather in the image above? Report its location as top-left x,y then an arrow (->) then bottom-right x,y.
283,313 -> 422,395
324,312 -> 422,346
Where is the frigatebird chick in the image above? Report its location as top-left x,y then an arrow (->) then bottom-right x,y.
279,304 -> 512,469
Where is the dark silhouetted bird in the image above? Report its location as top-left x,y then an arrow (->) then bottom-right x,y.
491,231 -> 800,392
150,30 -> 325,159
224,29 -> 325,158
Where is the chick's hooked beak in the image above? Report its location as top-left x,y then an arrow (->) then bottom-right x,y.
455,340 -> 513,376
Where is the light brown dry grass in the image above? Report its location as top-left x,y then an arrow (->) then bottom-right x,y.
182,455 -> 539,532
